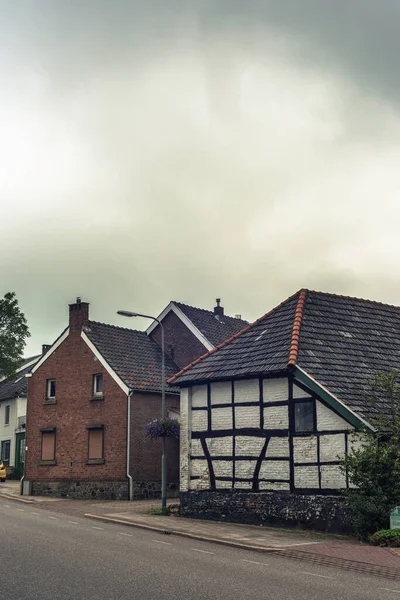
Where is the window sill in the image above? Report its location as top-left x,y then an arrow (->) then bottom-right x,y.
91,395 -> 104,402
44,398 -> 56,405
86,458 -> 105,465
40,460 -> 56,466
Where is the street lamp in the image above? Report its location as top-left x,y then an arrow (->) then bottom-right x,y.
117,310 -> 167,510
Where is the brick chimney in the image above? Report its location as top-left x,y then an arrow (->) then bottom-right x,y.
214,298 -> 224,320
69,297 -> 89,333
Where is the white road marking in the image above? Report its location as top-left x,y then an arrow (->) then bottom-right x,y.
4,505 -> 10,508
92,526 -> 104,530
302,572 -> 333,580
191,548 -> 214,554
241,559 -> 268,566
153,540 -> 172,545
31,512 -> 40,515
119,532 -> 133,537
16,508 -> 24,512
381,589 -> 400,594
48,516 -> 58,520
68,521 -> 79,525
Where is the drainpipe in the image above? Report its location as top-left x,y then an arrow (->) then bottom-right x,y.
127,390 -> 134,501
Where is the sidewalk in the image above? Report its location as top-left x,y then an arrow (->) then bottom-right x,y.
2,481 -> 400,579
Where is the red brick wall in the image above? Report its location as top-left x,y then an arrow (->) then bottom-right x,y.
150,311 -> 208,369
25,329 -> 128,483
130,392 -> 180,484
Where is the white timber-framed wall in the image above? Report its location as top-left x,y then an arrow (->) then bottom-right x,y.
180,374 -> 364,495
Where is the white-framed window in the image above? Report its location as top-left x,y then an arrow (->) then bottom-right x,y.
93,374 -> 103,396
4,405 -> 10,425
46,379 -> 56,400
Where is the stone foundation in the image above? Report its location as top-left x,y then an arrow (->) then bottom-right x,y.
31,480 -> 129,500
180,490 -> 348,533
133,480 -> 179,499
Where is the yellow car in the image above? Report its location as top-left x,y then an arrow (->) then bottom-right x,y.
0,462 -> 6,482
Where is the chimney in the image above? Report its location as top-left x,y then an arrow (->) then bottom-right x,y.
214,298 -> 224,320
69,297 -> 89,333
42,344 -> 52,355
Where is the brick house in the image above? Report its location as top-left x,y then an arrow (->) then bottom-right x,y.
169,290 -> 399,531
24,298 -> 247,499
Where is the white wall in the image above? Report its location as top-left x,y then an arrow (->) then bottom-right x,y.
181,376 -> 356,493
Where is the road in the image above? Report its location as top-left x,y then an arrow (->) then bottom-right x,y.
1,497 -> 400,600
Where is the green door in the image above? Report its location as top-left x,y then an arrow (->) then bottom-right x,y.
15,433 -> 26,478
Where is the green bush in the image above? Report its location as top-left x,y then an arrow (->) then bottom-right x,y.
369,529 -> 400,547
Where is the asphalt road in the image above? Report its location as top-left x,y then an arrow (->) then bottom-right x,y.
1,497 -> 400,600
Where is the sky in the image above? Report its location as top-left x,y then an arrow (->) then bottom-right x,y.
2,1 -> 400,356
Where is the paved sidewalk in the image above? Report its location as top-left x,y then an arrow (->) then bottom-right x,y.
2,481 -> 400,578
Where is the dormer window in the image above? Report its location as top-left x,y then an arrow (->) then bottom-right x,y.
92,374 -> 103,399
46,379 -> 56,402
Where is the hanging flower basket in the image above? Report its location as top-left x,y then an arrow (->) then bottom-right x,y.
145,417 -> 180,440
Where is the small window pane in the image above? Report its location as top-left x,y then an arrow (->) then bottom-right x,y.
5,405 -> 10,425
42,432 -> 55,460
93,374 -> 103,395
88,429 -> 104,460
47,379 -> 56,398
1,440 -> 10,464
295,400 -> 314,432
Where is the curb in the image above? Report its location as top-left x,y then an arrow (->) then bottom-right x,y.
84,514 -> 400,580
0,493 -> 34,504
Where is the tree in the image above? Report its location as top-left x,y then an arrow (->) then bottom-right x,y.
0,292 -> 30,378
342,369 -> 400,538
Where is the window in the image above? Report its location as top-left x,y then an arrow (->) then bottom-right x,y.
40,428 -> 56,463
294,400 -> 315,432
1,440 -> 10,465
92,374 -> 103,397
87,426 -> 104,463
46,379 -> 56,401
5,405 -> 10,425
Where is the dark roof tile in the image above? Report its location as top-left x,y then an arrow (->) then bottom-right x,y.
85,321 -> 179,394
174,302 -> 248,346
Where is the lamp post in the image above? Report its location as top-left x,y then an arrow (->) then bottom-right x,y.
117,310 -> 167,510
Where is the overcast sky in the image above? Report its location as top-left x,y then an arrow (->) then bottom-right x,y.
2,1 -> 400,356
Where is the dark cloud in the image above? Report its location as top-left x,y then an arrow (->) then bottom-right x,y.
1,1 -> 400,356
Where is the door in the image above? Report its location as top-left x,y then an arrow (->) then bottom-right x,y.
15,433 -> 26,478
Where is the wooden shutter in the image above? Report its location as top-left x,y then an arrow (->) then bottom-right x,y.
88,429 -> 103,460
42,432 -> 55,460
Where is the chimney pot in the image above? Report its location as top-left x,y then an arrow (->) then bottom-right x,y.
214,298 -> 224,319
42,344 -> 51,355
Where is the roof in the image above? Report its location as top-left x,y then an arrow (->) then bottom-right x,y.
0,355 -> 41,401
173,302 -> 248,346
169,289 -> 400,421
84,321 -> 180,394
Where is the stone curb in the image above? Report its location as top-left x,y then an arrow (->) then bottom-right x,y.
0,493 -> 34,504
84,514 -> 400,580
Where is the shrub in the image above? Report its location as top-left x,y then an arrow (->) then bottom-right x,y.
341,370 -> 400,539
369,529 -> 400,547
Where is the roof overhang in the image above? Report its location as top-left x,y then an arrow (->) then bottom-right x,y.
293,366 -> 375,432
145,301 -> 214,351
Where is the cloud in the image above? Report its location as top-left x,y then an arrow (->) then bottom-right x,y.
1,1 -> 400,356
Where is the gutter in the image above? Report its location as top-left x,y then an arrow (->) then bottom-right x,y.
127,390 -> 134,501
